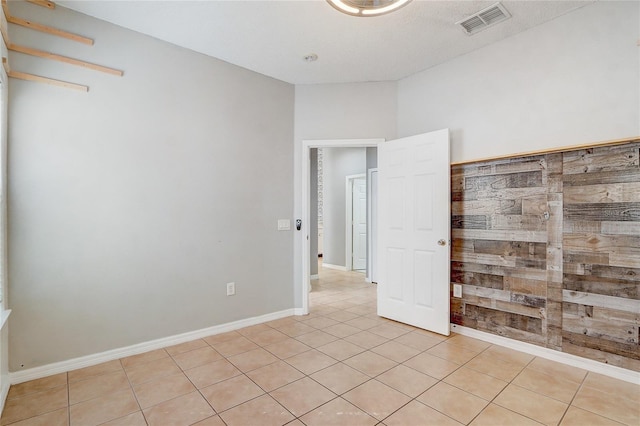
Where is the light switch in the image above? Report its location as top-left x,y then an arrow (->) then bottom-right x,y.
277,219 -> 290,231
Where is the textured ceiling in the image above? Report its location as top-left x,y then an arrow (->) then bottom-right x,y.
56,0 -> 593,84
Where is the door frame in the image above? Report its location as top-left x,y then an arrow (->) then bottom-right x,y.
345,174 -> 366,272
299,138 -> 383,314
367,168 -> 378,283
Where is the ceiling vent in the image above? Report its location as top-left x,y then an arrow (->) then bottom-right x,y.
456,3 -> 511,35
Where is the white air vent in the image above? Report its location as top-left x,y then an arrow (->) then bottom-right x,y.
456,3 -> 511,35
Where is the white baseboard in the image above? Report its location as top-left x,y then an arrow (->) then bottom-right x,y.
450,324 -> 640,385
293,308 -> 308,316
321,263 -> 347,271
309,274 -> 319,280
9,309 -> 297,385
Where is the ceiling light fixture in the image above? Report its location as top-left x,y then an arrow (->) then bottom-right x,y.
326,0 -> 412,17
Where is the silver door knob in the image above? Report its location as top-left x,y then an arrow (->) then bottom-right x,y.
438,239 -> 447,246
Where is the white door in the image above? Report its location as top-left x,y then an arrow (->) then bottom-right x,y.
377,129 -> 450,335
368,169 -> 379,283
352,177 -> 367,270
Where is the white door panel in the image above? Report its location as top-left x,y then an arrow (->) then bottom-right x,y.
377,129 -> 450,335
352,177 -> 367,270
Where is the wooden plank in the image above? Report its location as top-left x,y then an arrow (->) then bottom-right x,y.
26,0 -> 55,8
452,228 -> 547,243
562,331 -> 640,361
491,214 -> 546,231
563,314 -> 639,344
451,137 -> 640,167
562,290 -> 640,313
452,199 -> 521,215
451,251 -> 517,268
563,233 -> 640,252
494,300 -> 545,319
563,169 -> 640,187
563,220 -> 602,233
510,293 -> 546,308
609,251 -> 640,269
465,171 -> 543,191
563,144 -> 640,175
515,257 -> 546,270
562,340 -> 640,372
592,306 -> 640,324
451,271 -> 504,289
8,69 -> 88,91
562,250 -> 610,266
589,264 -> 640,282
452,261 -> 548,281
451,215 -> 487,229
6,15 -> 93,45
504,276 -> 547,297
473,240 -> 546,257
601,221 -> 640,235
476,187 -> 548,201
563,274 -> 638,299
522,195 -> 547,215
564,202 -> 640,221
564,182 -> 640,204
8,44 -> 123,76
462,285 -> 511,302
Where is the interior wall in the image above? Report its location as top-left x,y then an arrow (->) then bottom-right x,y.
293,82 -> 397,304
322,148 -> 367,268
7,3 -> 295,370
398,1 -> 640,163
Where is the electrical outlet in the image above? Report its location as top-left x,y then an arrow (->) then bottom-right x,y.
453,284 -> 462,298
226,282 -> 235,296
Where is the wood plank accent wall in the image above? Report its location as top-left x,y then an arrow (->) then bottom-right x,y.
451,140 -> 640,371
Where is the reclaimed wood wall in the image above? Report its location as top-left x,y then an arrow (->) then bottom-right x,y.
451,140 -> 640,371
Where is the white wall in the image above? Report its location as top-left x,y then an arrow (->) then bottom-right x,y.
398,1 -> 640,163
8,3 -> 294,370
293,82 -> 397,305
322,148 -> 367,267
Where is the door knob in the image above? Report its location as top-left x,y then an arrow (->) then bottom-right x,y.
437,239 -> 447,246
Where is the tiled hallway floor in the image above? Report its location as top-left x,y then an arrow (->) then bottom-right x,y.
2,266 -> 639,425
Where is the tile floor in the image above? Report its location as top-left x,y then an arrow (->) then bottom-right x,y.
2,265 -> 639,425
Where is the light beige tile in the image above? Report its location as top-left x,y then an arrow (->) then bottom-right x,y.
68,360 -> 123,383
124,357 -> 181,385
483,345 -> 535,366
200,374 -> 264,413
263,338 -> 311,359
513,367 -> 581,403
302,316 -> 341,329
427,342 -> 480,365
325,310 -> 360,323
527,357 -> 587,384
1,385 -> 68,425
219,394 -> 294,426
376,365 -> 438,398
403,352 -> 460,380
294,330 -> 339,348
384,400 -> 462,426
370,340 -> 421,363
69,389 -> 139,426
367,324 -> 410,339
264,316 -> 297,328
344,331 -> 389,349
469,403 -> 542,426
203,331 -> 242,346
165,339 -> 209,356
211,336 -> 260,357
343,351 -> 397,377
120,349 -> 169,369
310,363 -> 370,395
316,340 -> 366,361
560,406 -> 623,426
133,372 -> 195,409
228,348 -> 279,372
393,331 -> 443,351
285,349 -> 338,375
238,324 -> 273,337
494,384 -> 568,425
417,381 -> 489,424
245,361 -> 305,392
143,391 -> 214,426
275,322 -> 316,337
342,380 -> 411,421
184,359 -> 242,389
6,407 -> 68,426
572,384 -> 640,425
323,323 -> 362,338
8,374 -> 68,400
300,397 -> 378,426
465,352 -> 525,382
102,411 -> 147,426
172,346 -> 223,370
69,370 -> 130,405
343,317 -> 379,331
192,415 -> 227,426
445,334 -> 491,352
247,329 -> 290,346
443,366 -> 508,401
582,372 -> 640,399
269,377 -> 336,417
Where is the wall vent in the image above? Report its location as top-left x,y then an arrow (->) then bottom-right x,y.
456,2 -> 511,35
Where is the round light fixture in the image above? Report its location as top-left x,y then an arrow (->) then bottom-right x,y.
326,0 -> 412,17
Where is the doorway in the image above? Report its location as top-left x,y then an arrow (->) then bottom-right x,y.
299,139 -> 383,315
346,174 -> 366,272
